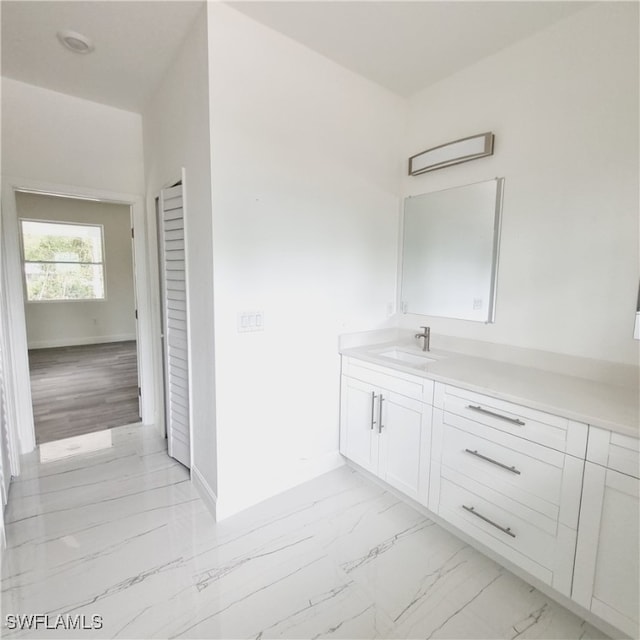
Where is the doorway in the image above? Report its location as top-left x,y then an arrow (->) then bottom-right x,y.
0,179 -> 157,467
16,191 -> 141,444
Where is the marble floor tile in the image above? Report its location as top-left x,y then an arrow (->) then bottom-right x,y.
1,425 -> 607,639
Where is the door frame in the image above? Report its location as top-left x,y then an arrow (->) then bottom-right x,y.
0,176 -> 161,458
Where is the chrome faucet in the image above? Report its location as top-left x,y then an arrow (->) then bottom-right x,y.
415,326 -> 431,352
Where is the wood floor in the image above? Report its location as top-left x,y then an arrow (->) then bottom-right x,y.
28,341 -> 140,444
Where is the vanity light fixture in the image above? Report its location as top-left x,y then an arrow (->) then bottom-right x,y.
57,30 -> 94,54
409,132 -> 494,176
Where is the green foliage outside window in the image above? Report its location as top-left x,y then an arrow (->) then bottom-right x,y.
21,221 -> 105,302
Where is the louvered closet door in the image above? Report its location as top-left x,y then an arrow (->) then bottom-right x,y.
159,184 -> 190,468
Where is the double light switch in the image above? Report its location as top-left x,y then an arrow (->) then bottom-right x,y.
238,311 -> 264,332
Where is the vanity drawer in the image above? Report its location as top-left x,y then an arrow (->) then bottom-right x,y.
431,405 -> 585,529
439,384 -> 587,457
342,357 -> 434,403
587,427 -> 639,478
438,473 -> 575,594
441,424 -> 565,522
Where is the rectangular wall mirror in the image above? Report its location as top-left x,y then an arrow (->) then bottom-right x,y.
634,282 -> 640,340
400,177 -> 504,322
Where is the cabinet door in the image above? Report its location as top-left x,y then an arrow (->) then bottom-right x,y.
573,462 -> 639,638
378,391 -> 429,502
340,376 -> 379,474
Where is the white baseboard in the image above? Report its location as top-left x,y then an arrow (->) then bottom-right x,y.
215,451 -> 345,521
27,334 -> 137,349
191,465 -> 217,520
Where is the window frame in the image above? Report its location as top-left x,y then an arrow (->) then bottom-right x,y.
19,218 -> 108,303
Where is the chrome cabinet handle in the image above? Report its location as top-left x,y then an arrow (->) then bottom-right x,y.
378,395 -> 384,433
462,505 -> 516,538
370,392 -> 377,430
464,449 -> 521,475
466,404 -> 525,426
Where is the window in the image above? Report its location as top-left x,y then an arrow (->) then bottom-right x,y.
20,220 -> 105,301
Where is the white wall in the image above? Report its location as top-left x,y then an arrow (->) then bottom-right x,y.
1,78 -> 144,194
142,6 -> 217,495
17,192 -> 136,349
399,3 -> 639,367
207,4 -> 406,518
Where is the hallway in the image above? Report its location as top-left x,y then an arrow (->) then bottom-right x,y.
1,426 -> 604,639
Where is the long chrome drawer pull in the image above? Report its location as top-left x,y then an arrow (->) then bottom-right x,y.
466,404 -> 525,426
462,505 -> 516,538
378,395 -> 385,433
464,449 -> 521,475
370,392 -> 377,430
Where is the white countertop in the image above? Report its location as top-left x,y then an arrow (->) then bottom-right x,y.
341,342 -> 639,439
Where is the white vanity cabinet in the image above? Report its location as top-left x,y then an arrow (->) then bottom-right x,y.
572,428 -> 639,638
429,383 -> 587,597
340,357 -> 433,503
339,347 -> 639,638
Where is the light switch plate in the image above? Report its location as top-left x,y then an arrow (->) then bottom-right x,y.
238,311 -> 264,333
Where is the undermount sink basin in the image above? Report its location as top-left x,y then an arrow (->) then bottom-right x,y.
374,348 -> 437,367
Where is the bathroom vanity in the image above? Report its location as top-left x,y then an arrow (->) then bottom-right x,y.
339,338 -> 639,639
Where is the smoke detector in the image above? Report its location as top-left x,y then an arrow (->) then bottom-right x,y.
57,30 -> 94,54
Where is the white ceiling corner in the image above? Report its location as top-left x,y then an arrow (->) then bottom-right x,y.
226,1 -> 592,97
1,0 -> 592,113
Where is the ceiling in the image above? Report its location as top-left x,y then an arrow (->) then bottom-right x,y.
1,1 -> 205,113
229,1 -> 591,97
1,1 -> 591,113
